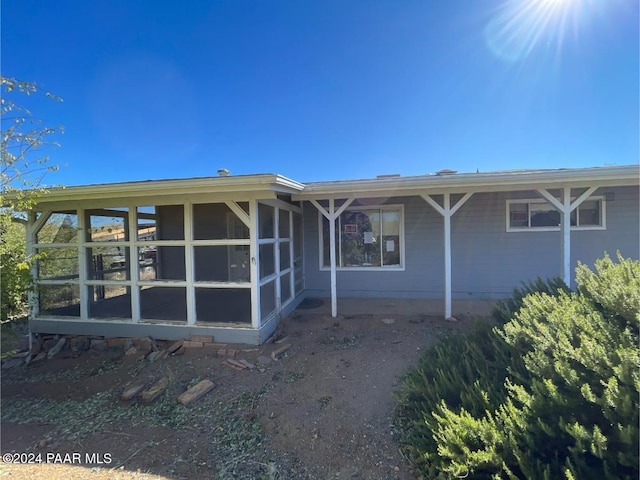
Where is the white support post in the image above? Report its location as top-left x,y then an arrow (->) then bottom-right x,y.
537,186 -> 597,287
274,204 -> 281,314
78,207 -> 89,319
328,199 -> 338,317
443,195 -> 452,319
128,204 -> 140,323
308,198 -> 355,317
249,200 -> 261,328
561,188 -> 571,286
26,212 -> 38,318
289,210 -> 295,301
184,202 -> 196,325
421,192 -> 473,319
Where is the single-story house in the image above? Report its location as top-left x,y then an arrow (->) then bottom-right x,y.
25,165 -> 639,344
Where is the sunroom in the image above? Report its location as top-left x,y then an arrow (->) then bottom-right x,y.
27,174 -> 306,344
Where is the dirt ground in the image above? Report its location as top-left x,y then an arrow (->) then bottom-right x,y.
1,306 -> 478,479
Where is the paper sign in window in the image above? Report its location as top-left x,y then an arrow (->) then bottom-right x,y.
364,231 -> 374,244
386,240 -> 395,252
344,224 -> 357,233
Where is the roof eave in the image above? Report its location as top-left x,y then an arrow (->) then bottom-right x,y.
292,165 -> 640,199
23,174 -> 305,204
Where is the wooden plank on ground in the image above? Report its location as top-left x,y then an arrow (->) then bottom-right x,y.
224,359 -> 245,370
238,359 -> 256,370
177,379 -> 215,406
166,340 -> 184,354
271,343 -> 291,360
122,382 -> 147,401
141,378 -> 169,404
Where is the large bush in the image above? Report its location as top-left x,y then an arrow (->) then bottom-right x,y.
395,253 -> 639,479
0,218 -> 32,321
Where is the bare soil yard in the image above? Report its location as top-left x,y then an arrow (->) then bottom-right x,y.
1,306 -> 478,479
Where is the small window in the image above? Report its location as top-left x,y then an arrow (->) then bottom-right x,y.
507,197 -> 605,231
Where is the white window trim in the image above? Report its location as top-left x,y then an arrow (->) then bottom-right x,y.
506,196 -> 606,232
318,204 -> 405,271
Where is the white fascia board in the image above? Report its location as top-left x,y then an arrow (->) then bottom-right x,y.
292,165 -> 639,200
24,174 -> 305,204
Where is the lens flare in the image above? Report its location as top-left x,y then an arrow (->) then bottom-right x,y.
485,0 -> 584,62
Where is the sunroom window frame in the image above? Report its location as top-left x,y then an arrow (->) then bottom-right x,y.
318,203 -> 405,271
506,196 -> 606,232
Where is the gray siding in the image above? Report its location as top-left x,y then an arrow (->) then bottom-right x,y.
303,186 -> 639,299
571,186 -> 639,279
303,197 -> 446,299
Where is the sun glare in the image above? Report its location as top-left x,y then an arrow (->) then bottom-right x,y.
485,0 -> 585,62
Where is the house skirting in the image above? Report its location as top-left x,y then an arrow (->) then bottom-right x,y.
30,293 -> 306,344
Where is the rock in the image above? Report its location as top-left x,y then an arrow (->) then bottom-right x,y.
257,355 -> 272,366
12,351 -> 32,365
42,336 -> 58,351
1,358 -> 23,369
90,339 -> 107,351
70,336 -> 90,352
217,347 -> 238,357
47,338 -> 67,359
30,339 -> 42,354
445,316 -> 459,322
147,350 -> 168,362
107,337 -> 129,347
141,378 -> 169,404
124,346 -> 139,356
177,379 -> 215,406
381,318 -> 396,325
12,351 -> 31,358
133,337 -> 154,353
31,352 -> 47,363
147,351 -> 160,362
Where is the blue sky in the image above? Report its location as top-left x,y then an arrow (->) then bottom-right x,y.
2,0 -> 638,186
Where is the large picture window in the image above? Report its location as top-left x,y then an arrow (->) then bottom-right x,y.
320,206 -> 403,269
507,197 -> 605,231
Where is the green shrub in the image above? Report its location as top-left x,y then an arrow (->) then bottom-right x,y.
394,323 -> 516,478
0,218 -> 32,322
395,254 -> 639,479
492,276 -> 569,325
